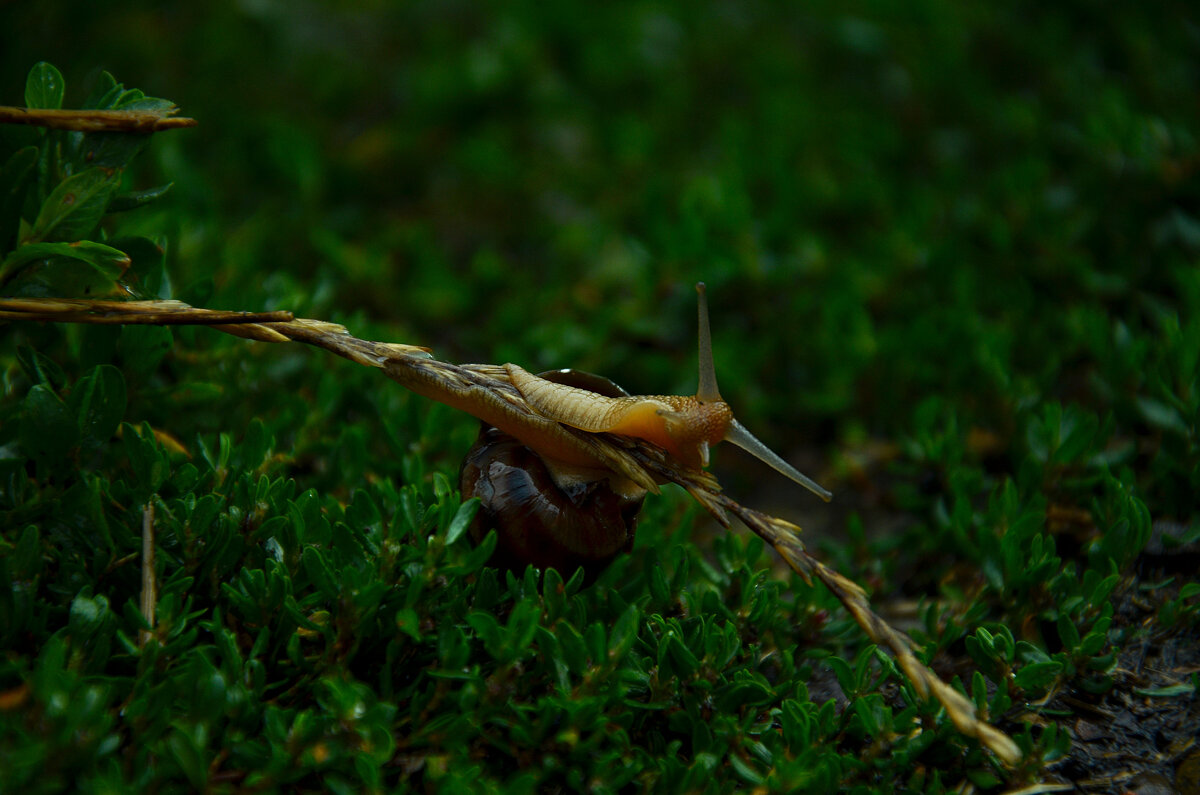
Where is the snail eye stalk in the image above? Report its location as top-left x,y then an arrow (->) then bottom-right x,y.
695,283 -> 721,403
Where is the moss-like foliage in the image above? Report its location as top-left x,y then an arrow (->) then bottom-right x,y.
1,3 -> 1198,792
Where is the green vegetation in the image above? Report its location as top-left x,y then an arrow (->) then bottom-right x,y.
1,3 -> 1197,792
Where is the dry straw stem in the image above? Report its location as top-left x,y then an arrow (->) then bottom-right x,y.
139,503 -> 156,649
0,296 -> 1022,767
0,105 -> 198,132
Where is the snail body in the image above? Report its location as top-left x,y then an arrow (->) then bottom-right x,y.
504,364 -> 731,469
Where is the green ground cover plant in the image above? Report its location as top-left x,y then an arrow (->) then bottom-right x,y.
1,3 -> 1198,793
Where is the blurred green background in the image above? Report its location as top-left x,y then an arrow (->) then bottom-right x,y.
5,0 -> 1197,457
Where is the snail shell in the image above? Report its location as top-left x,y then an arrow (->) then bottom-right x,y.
460,369 -> 647,578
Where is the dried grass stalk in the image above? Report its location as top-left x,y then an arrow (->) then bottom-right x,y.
0,105 -> 197,132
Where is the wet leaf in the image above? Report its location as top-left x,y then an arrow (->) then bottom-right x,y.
25,62 -> 64,110
1,240 -> 129,283
444,497 -> 479,545
27,168 -> 120,244
107,183 -> 173,213
68,364 -> 126,456
19,384 -> 77,464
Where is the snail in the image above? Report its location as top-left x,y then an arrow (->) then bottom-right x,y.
460,369 -> 646,577
503,285 -> 832,500
450,283 -> 831,577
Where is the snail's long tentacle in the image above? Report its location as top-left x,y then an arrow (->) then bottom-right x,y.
724,418 -> 833,502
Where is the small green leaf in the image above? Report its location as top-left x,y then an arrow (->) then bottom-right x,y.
166,727 -> 208,791
69,365 -> 126,455
68,592 -> 111,639
1132,682 -> 1194,698
443,536 -> 493,576
467,611 -> 503,658
664,633 -> 700,675
1078,629 -> 1109,658
445,498 -> 480,545
607,603 -> 640,662
504,599 -> 540,659
110,236 -> 168,298
853,694 -> 888,737
121,421 -> 169,495
301,547 -> 338,600
236,419 -> 273,470
118,325 -> 174,375
77,131 -> 156,172
563,566 -> 586,595
1056,614 -> 1081,651
585,621 -> 607,664
346,489 -> 382,530
16,346 -> 66,389
715,678 -> 774,713
1135,396 -> 1189,435
20,384 -> 78,464
1013,660 -> 1063,692
25,62 -> 65,110
107,182 -> 173,213
826,655 -> 855,697
542,567 -> 565,622
967,769 -> 1003,789
0,146 -> 38,252
556,622 -> 589,674
113,93 -> 176,113
1089,573 -> 1120,608
3,258 -> 126,299
648,559 -> 671,605
82,71 -> 120,110
27,167 -> 120,244
0,241 -> 130,293
395,608 -> 422,641
727,752 -> 765,785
